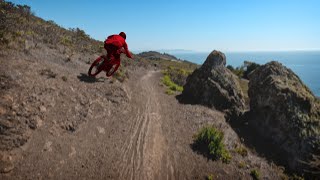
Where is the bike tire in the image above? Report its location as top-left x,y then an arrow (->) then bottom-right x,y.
106,63 -> 120,77
88,56 -> 105,77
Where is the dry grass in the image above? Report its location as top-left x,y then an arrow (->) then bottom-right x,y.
238,78 -> 249,108
1,1 -> 102,53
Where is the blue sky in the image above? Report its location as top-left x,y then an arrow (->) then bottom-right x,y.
9,0 -> 320,52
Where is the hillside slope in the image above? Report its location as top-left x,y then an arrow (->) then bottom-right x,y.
0,1 -> 287,179
138,51 -> 180,61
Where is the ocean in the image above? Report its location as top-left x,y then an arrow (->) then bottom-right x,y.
170,51 -> 320,97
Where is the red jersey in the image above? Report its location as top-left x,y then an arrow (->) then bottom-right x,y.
104,35 -> 132,58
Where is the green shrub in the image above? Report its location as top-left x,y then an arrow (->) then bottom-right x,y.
60,36 -> 72,46
206,174 -> 214,180
221,150 -> 232,163
289,174 -> 304,180
238,161 -> 246,168
227,61 -> 260,80
25,30 -> 34,36
0,31 -> 9,45
243,61 -> 260,79
226,65 -> 235,71
193,126 -> 231,163
235,146 -> 248,157
250,169 -> 260,180
165,89 -> 175,95
162,75 -> 172,86
234,66 -> 245,77
113,68 -> 128,83
15,30 -> 24,36
162,74 -> 183,94
61,76 -> 67,82
162,66 -> 192,87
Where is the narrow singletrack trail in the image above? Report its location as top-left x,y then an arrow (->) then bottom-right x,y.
117,71 -> 170,179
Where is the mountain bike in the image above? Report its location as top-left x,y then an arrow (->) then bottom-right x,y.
88,55 -> 120,77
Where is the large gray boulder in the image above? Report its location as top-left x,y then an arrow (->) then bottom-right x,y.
248,61 -> 320,174
182,50 -> 245,116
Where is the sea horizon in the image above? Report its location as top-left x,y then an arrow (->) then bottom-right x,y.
133,49 -> 320,55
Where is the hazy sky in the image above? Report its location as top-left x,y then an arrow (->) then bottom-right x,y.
9,0 -> 320,52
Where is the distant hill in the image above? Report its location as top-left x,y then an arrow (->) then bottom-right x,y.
137,51 -> 180,61
157,49 -> 196,54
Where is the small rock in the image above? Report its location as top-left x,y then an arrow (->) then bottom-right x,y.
0,154 -> 14,173
11,104 -> 19,111
97,126 -> 105,134
39,106 -> 46,112
0,107 -> 6,115
16,112 -> 22,116
68,147 -> 76,157
43,141 -> 52,152
35,116 -> 43,128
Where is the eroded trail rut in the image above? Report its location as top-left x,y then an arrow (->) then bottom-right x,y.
117,71 -> 169,179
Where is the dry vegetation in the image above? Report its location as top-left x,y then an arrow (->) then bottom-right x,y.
0,0 -> 102,54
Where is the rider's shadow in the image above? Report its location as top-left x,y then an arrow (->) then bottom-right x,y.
77,73 -> 105,83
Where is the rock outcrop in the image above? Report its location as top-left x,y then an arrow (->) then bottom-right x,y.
182,50 -> 245,116
248,61 -> 320,173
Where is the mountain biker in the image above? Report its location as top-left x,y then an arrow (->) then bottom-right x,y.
104,32 -> 133,65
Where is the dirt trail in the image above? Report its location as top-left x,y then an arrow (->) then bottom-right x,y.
117,71 -> 169,179
0,52 -> 173,179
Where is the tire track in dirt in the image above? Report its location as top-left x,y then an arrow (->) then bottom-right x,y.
117,71 -> 170,179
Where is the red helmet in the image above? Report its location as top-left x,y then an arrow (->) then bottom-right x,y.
119,32 -> 126,40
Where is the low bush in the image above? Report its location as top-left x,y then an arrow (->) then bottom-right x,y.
227,61 -> 260,80
113,67 -> 129,83
193,126 -> 231,163
165,89 -> 175,95
61,76 -> 67,82
157,62 -> 193,93
290,174 -> 305,180
235,146 -> 248,157
60,36 -> 72,47
250,169 -> 260,180
206,174 -> 214,180
162,74 -> 183,94
39,68 -> 56,78
163,66 -> 193,87
238,161 -> 246,168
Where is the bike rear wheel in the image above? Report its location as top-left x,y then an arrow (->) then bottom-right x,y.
88,56 -> 105,77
